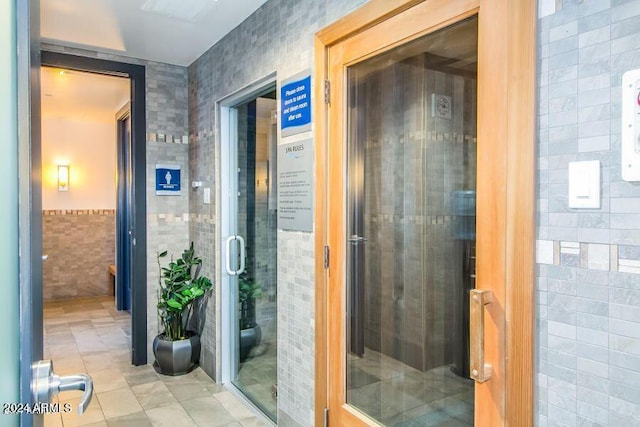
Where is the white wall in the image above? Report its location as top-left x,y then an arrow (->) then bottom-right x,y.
41,115 -> 117,210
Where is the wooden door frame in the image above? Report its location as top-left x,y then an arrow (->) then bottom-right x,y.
313,0 -> 536,425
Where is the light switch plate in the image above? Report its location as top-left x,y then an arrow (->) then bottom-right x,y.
568,160 -> 600,209
203,188 -> 211,204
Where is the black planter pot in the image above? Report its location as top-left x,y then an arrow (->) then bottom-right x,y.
239,324 -> 261,363
153,333 -> 201,376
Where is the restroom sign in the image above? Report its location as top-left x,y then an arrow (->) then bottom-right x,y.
155,165 -> 181,196
281,71 -> 311,137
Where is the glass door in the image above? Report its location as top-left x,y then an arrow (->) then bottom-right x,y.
344,16 -> 478,426
225,89 -> 278,421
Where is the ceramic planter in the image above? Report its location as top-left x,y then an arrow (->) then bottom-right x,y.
239,324 -> 261,362
152,333 -> 201,375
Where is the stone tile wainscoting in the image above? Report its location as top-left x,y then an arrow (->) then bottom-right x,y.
42,210 -> 115,301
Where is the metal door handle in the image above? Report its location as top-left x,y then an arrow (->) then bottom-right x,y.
42,255 -> 49,261
225,235 -> 246,276
32,360 -> 93,414
225,236 -> 237,276
469,289 -> 493,383
236,235 -> 246,275
348,235 -> 368,244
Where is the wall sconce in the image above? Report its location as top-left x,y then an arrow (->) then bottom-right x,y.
58,165 -> 69,192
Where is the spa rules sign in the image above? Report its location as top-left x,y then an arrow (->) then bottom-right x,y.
278,139 -> 314,232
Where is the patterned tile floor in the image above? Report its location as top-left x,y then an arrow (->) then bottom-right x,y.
43,296 -> 269,427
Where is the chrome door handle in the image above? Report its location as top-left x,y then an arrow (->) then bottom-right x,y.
348,235 -> 368,244
42,255 -> 49,261
236,235 -> 246,275
32,360 -> 93,414
225,236 -> 237,276
225,235 -> 246,276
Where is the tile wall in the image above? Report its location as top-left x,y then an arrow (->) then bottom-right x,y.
537,0 -> 640,425
42,209 -> 115,301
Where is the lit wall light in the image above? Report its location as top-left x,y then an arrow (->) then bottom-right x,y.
58,165 -> 69,192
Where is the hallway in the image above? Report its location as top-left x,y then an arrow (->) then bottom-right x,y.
43,296 -> 267,427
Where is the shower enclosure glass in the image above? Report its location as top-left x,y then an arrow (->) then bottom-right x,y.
345,16 -> 478,426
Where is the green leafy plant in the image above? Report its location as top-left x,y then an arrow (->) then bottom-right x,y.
157,242 -> 212,341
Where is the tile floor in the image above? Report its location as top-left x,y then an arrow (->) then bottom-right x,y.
347,349 -> 474,426
43,296 -> 269,427
234,300 -> 277,420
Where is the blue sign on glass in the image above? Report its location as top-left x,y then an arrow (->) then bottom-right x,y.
155,164 -> 181,196
280,73 -> 311,136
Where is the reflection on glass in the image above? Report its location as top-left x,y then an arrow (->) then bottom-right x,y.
346,17 -> 478,426
232,94 -> 278,421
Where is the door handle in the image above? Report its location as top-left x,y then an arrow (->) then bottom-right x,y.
225,235 -> 246,276
32,360 -> 93,415
347,234 -> 368,244
236,235 -> 246,275
225,236 -> 237,276
42,255 -> 49,261
469,289 -> 493,383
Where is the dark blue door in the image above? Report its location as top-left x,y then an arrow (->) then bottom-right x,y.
117,112 -> 132,312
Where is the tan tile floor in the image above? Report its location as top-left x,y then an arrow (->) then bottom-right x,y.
43,296 -> 269,427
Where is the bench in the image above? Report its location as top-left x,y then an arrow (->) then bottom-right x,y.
108,264 -> 116,296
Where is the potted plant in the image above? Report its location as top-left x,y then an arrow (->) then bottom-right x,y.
153,242 -> 212,375
238,271 -> 262,362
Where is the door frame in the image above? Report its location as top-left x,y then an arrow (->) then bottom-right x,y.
116,102 -> 132,312
39,51 -> 148,366
17,0 -> 42,424
313,0 -> 536,425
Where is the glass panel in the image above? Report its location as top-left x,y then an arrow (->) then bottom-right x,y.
231,92 -> 278,421
346,17 -> 478,426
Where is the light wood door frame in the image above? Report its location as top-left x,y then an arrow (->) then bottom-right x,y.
314,0 -> 536,425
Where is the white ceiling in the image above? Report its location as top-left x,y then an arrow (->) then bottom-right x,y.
41,67 -> 130,121
41,0 -> 269,66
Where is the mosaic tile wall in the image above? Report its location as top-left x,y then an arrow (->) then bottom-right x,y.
42,210 -> 115,301
537,0 -> 640,425
187,1 -> 365,424
41,43 -> 191,364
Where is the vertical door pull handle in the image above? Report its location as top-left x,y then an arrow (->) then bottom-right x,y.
236,235 -> 246,275
225,236 -> 237,276
470,289 -> 493,383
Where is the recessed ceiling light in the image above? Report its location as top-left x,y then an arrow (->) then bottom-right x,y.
140,0 -> 218,22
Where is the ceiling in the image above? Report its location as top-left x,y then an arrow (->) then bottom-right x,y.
41,67 -> 130,121
41,0 -> 269,66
